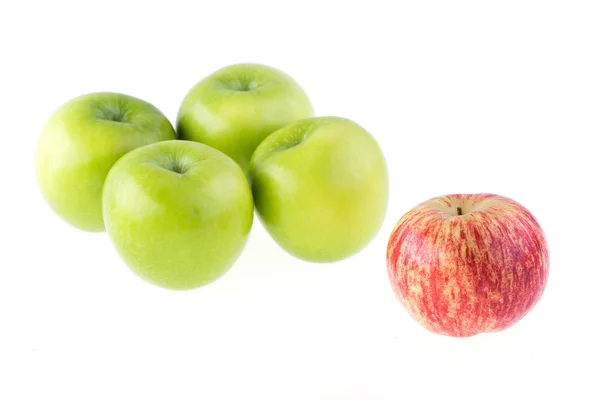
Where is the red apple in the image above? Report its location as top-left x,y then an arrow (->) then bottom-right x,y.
386,194 -> 549,337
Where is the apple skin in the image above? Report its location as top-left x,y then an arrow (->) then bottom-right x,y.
249,116 -> 388,263
176,63 -> 313,174
103,140 -> 253,290
35,92 -> 176,232
386,194 -> 549,337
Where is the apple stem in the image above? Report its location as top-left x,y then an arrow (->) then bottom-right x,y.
457,206 -> 463,216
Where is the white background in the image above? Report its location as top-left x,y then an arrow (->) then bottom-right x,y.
1,1 -> 599,399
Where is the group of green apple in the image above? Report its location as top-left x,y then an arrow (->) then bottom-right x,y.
35,63 -> 388,290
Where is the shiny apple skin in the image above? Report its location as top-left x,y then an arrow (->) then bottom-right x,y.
387,194 -> 549,337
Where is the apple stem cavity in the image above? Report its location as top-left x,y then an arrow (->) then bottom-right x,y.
228,80 -> 257,92
457,206 -> 463,216
172,164 -> 186,174
164,158 -> 190,175
97,105 -> 129,123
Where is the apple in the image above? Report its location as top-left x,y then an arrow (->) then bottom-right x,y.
103,140 -> 253,290
35,92 -> 176,231
249,116 -> 388,262
176,63 -> 313,174
386,193 -> 549,337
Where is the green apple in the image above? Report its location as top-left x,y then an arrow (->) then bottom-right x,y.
249,116 -> 389,263
103,140 -> 254,290
35,92 -> 176,231
176,63 -> 313,174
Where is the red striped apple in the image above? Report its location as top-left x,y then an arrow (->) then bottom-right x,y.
386,194 -> 549,337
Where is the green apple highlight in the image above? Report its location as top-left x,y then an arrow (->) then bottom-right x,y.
103,140 -> 254,290
250,117 -> 388,262
176,63 -> 313,174
35,92 -> 176,231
